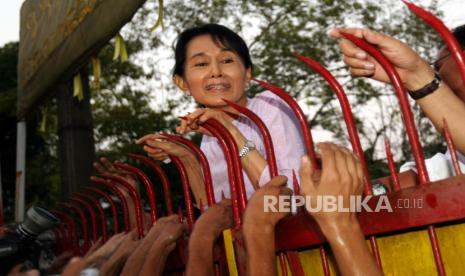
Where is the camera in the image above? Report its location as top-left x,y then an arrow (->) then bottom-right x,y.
0,206 -> 59,274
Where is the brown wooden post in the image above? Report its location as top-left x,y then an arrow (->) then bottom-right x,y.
57,67 -> 95,196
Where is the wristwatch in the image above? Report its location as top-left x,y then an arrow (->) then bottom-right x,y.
239,140 -> 256,159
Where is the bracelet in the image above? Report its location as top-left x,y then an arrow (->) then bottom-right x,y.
407,72 -> 442,100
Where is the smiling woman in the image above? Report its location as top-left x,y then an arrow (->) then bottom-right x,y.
137,24 -> 305,204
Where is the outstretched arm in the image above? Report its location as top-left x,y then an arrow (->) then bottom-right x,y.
330,27 -> 465,154
300,142 -> 382,275
242,176 -> 292,276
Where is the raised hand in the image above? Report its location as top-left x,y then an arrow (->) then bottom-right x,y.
177,107 -> 238,136
136,134 -> 194,162
329,27 -> 435,91
243,175 -> 292,231
300,142 -> 363,226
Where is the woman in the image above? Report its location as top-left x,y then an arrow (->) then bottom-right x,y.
137,24 -> 305,204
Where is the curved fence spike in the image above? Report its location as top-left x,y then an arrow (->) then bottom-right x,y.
75,192 -> 108,242
294,54 -> 373,195
202,123 -> 241,228
114,162 -> 158,223
128,154 -> 174,215
222,98 -> 279,177
170,155 -> 195,230
253,78 -> 319,169
159,134 -> 216,207
100,174 -> 144,237
341,32 -> 429,184
84,187 -> 119,235
402,0 -> 465,85
59,202 -> 90,254
69,197 -> 98,243
91,176 -> 130,232
205,119 -> 247,213
384,137 -> 401,191
51,211 -> 79,255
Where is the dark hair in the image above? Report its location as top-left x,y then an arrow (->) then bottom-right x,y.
173,24 -> 253,77
452,24 -> 465,47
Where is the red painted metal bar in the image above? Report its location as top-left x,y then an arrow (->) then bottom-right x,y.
341,32 -> 430,185
222,98 -> 279,177
384,137 -> 401,191
205,119 -> 247,213
159,134 -> 216,206
114,163 -> 158,223
177,205 -> 183,222
369,236 -> 383,271
128,154 -> 174,215
85,187 -> 119,235
57,223 -> 71,253
52,226 -> 64,254
293,54 -> 373,195
402,0 -> 465,84
202,123 -> 241,228
320,246 -> 330,276
60,202 -> 90,254
69,197 -> 98,243
275,176 -> 465,251
427,225 -> 446,276
285,251 -> 306,276
253,78 -> 319,169
170,155 -> 195,230
52,211 -> 79,255
443,118 -> 462,175
101,174 -> 144,237
279,253 -> 289,276
91,177 -> 130,232
75,192 -> 108,242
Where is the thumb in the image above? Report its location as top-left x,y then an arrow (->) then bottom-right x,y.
299,155 -> 315,192
362,29 -> 397,50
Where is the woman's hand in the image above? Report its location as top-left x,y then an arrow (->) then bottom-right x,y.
136,134 -> 195,161
177,108 -> 238,136
329,27 -> 435,91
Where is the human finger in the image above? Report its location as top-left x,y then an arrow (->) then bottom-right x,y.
319,143 -> 338,180
349,67 -> 376,78
343,55 -> 375,71
267,175 -> 288,188
328,27 -> 365,39
299,154 -> 316,193
339,39 -> 367,59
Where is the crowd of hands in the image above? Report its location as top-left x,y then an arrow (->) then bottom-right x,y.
8,143 -> 381,276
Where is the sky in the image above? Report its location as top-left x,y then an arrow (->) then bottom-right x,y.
1,0 -> 464,47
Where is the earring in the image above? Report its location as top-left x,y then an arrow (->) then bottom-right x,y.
185,90 -> 191,96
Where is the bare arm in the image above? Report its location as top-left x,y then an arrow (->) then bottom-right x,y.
242,176 -> 291,276
138,218 -> 187,276
136,134 -> 207,205
186,199 -> 233,276
330,27 -> 465,154
300,143 -> 381,275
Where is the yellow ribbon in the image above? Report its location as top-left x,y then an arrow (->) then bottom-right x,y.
113,33 -> 128,62
150,0 -> 164,32
91,56 -> 101,89
73,73 -> 84,101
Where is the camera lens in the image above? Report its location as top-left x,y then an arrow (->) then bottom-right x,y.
17,206 -> 59,239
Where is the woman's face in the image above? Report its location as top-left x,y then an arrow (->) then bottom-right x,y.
175,34 -> 251,109
435,46 -> 465,103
